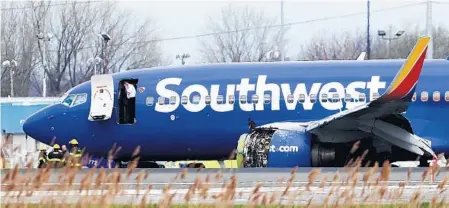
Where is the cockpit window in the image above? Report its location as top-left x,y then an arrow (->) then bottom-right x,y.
62,94 -> 76,106
72,93 -> 88,106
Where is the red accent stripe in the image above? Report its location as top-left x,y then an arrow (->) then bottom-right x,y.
387,47 -> 427,99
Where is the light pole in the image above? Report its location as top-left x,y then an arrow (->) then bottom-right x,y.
2,59 -> 18,97
99,33 -> 111,74
280,0 -> 285,62
377,27 -> 405,58
426,0 -> 433,59
366,0 -> 371,60
176,53 -> 190,65
36,32 -> 52,97
87,57 -> 103,75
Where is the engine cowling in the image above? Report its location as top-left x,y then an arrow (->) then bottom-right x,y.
267,130 -> 312,167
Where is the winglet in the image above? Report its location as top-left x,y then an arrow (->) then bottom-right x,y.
379,36 -> 430,102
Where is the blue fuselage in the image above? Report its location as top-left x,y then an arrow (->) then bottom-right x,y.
23,60 -> 449,161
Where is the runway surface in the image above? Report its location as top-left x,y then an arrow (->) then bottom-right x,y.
2,167 -> 449,205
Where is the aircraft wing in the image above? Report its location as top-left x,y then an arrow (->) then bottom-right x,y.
305,37 -> 436,158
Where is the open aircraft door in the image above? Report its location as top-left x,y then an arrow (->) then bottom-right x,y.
89,74 -> 114,121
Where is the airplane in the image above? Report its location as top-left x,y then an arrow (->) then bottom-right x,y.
23,37 -> 449,168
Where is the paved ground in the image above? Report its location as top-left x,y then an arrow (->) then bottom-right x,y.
2,167 -> 449,205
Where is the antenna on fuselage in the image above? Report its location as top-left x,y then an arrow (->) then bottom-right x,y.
357,52 -> 367,61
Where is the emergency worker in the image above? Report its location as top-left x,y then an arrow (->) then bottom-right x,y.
38,145 -> 47,168
61,145 -> 69,166
47,144 -> 64,168
68,139 -> 83,168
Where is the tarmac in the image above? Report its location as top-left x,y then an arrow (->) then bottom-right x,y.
2,167 -> 449,205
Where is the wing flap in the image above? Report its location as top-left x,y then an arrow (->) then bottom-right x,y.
358,119 -> 435,157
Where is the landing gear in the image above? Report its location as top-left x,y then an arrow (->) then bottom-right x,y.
117,160 -> 165,168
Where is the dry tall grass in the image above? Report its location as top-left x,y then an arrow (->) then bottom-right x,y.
1,145 -> 449,208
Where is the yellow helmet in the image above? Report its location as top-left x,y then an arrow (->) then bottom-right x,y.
39,145 -> 46,151
53,144 -> 60,149
69,139 -> 78,145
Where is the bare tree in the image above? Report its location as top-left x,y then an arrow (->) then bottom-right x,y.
299,30 -> 366,61
199,5 -> 288,63
382,25 -> 449,59
1,1 -> 39,97
299,24 -> 449,60
2,0 -> 167,97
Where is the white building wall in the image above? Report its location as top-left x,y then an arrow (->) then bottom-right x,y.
1,133 -> 50,168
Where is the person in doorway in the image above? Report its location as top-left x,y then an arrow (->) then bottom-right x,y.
119,82 -> 127,124
123,81 -> 136,123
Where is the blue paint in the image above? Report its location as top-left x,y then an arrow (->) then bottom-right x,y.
22,59 -> 449,164
267,130 -> 311,167
85,156 -> 116,168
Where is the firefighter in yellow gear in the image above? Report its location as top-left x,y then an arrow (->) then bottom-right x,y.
68,139 -> 83,168
38,145 -> 47,168
47,144 -> 64,168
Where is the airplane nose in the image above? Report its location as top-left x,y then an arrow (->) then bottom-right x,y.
23,108 -> 52,144
23,113 -> 41,139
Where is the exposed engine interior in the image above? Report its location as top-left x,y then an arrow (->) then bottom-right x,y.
242,128 -> 276,167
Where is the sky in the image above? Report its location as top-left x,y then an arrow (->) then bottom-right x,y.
114,0 -> 449,65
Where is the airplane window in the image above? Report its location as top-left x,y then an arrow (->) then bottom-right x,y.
264,94 -> 271,104
287,94 -> 294,104
228,95 -> 235,104
205,95 -> 211,105
193,95 -> 200,104
62,94 -> 76,106
310,94 -> 317,103
59,92 -> 69,103
445,91 -> 449,102
421,91 -> 428,102
181,96 -> 188,105
331,93 -> 339,103
146,96 -> 154,106
359,93 -> 366,102
321,94 -> 328,103
72,93 -> 87,107
252,94 -> 259,104
158,97 -> 165,105
344,94 -> 351,102
217,95 -> 224,104
170,96 -> 177,105
412,92 -> 417,102
373,92 -> 380,100
240,95 -> 247,104
298,94 -> 305,103
433,91 -> 440,102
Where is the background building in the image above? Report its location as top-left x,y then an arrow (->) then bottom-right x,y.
0,97 -> 59,168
